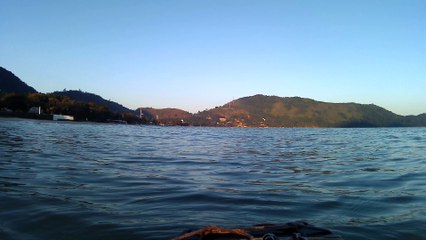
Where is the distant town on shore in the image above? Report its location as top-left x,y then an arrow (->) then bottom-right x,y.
1,66 -> 425,127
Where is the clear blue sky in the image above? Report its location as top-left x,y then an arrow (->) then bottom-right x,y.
1,0 -> 425,115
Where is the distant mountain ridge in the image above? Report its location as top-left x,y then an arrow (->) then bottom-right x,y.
139,107 -> 192,125
1,66 -> 426,127
51,90 -> 132,113
0,66 -> 37,94
189,94 -> 426,127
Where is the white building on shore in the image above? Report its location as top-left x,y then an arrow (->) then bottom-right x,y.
53,114 -> 74,121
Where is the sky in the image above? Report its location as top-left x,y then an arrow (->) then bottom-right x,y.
1,0 -> 425,115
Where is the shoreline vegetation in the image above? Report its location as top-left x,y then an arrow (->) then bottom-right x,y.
1,92 -> 426,128
1,66 -> 426,128
0,93 -> 145,125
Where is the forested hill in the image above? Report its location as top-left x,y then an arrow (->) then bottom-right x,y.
139,107 -> 192,125
52,90 -> 132,113
0,67 -> 37,94
191,94 -> 426,127
2,66 -> 425,127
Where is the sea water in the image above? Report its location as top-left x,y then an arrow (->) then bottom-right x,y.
0,118 -> 425,239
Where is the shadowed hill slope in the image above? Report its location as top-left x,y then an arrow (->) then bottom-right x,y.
139,107 -> 192,125
52,90 -> 132,113
0,67 -> 37,94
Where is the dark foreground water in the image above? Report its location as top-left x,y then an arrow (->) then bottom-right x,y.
0,118 -> 425,240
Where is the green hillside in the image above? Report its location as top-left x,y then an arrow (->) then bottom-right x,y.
191,94 -> 422,127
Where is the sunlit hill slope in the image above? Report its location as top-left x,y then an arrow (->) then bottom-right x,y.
190,94 -> 426,127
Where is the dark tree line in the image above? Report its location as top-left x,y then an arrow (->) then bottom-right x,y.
0,92 -> 146,124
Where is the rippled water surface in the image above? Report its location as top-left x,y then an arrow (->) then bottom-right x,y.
1,118 -> 425,239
